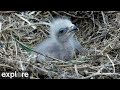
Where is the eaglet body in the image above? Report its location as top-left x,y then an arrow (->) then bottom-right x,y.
33,18 -> 84,61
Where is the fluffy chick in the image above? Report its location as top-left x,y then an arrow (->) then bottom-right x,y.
33,18 -> 86,61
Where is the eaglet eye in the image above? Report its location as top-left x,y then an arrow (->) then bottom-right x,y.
59,28 -> 67,34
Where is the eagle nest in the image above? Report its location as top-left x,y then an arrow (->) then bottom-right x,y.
0,11 -> 120,79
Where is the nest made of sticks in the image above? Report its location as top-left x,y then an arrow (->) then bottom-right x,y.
0,11 -> 120,79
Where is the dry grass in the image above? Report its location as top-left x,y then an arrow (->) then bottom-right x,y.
0,11 -> 120,79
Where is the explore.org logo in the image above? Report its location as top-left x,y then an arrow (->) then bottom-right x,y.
0,71 -> 29,79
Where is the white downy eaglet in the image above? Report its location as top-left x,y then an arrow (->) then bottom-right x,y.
33,18 -> 87,61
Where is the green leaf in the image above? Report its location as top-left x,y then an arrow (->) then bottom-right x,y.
13,37 -> 33,53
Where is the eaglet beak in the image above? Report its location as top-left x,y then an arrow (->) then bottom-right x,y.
69,26 -> 79,33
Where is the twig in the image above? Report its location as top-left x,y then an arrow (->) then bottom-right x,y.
74,64 -> 80,78
102,35 -> 120,53
0,64 -> 14,69
82,72 -> 120,79
59,11 -> 91,19
0,11 -> 16,13
3,22 -> 16,31
101,11 -> 107,26
0,22 -> 2,33
15,13 -> 37,29
106,54 -> 115,73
